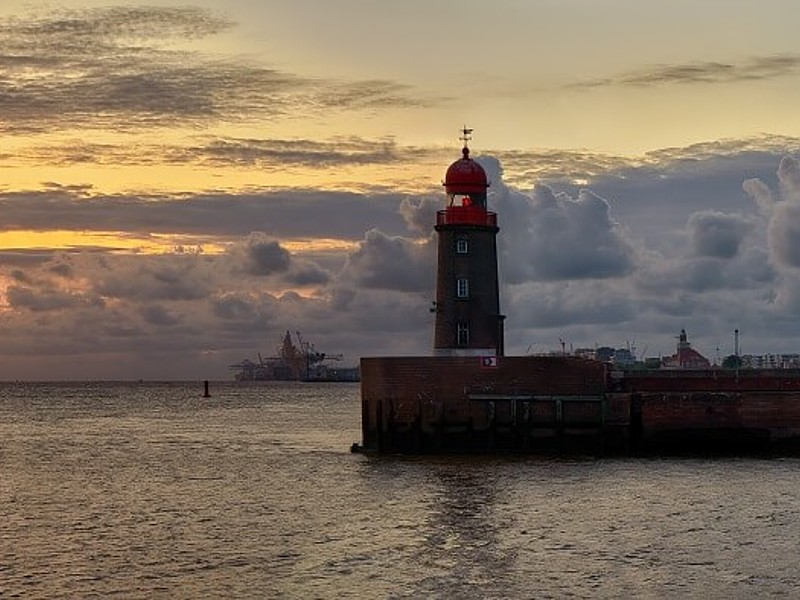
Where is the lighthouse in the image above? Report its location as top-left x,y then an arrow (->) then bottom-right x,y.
433,128 -> 504,356
359,129 -> 621,455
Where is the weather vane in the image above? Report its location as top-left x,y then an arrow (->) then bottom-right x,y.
459,126 -> 473,148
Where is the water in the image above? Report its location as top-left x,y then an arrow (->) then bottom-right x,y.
2,381 -> 799,598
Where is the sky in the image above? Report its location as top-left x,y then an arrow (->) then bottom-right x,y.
3,1 -> 800,379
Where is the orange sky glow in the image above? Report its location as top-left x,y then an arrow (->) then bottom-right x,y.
3,0 -> 800,379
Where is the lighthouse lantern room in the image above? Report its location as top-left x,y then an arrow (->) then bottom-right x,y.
433,128 -> 504,356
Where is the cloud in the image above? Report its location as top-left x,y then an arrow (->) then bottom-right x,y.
687,211 -> 752,259
340,229 -> 434,293
5,143 -> 800,378
768,204 -> 800,269
487,148 -> 800,358
569,54 -> 800,90
94,257 -> 212,302
225,233 -> 331,286
778,156 -> 800,199
507,281 -> 635,329
0,6 -> 426,135
287,264 -> 331,287
139,304 -> 181,327
236,235 -> 291,276
489,175 -> 636,283
212,293 -> 263,322
6,136 -> 450,195
197,137 -> 415,169
9,269 -> 31,283
47,260 -> 74,278
4,5 -> 232,42
495,135 -> 800,191
398,196 -> 440,235
0,188 -> 412,241
634,248 -> 774,295
6,284 -> 98,312
743,177 -> 776,216
744,156 -> 800,270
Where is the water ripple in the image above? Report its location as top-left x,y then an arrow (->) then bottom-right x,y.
2,382 -> 800,597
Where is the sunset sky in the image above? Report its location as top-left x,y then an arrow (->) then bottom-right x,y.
3,1 -> 800,379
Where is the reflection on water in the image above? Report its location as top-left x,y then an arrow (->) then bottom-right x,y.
412,461 -> 511,598
2,382 -> 800,598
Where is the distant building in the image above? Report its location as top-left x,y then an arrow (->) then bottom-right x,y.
661,329 -> 711,369
595,346 -> 615,363
643,357 -> 662,369
612,348 -> 636,367
573,347 -> 596,360
742,354 -> 800,369
572,345 -> 637,367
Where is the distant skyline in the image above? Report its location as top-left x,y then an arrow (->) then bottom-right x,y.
2,1 -> 800,378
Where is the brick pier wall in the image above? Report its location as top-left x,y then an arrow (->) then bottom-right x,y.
618,371 -> 800,450
359,359 -> 800,454
360,356 -> 615,453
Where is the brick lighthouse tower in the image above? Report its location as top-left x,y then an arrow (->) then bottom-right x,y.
433,128 -> 504,356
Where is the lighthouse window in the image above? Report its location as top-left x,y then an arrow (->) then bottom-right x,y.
456,239 -> 468,254
457,323 -> 470,346
456,278 -> 469,298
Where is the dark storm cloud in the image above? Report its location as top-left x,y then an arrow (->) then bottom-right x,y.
0,6 -> 425,135
688,211 -> 752,259
569,55 -> 800,90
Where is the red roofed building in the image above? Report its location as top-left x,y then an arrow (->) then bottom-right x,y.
662,329 -> 712,369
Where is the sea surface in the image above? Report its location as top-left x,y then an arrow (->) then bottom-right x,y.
2,381 -> 800,599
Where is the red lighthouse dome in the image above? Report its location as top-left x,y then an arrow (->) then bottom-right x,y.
444,145 -> 489,195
